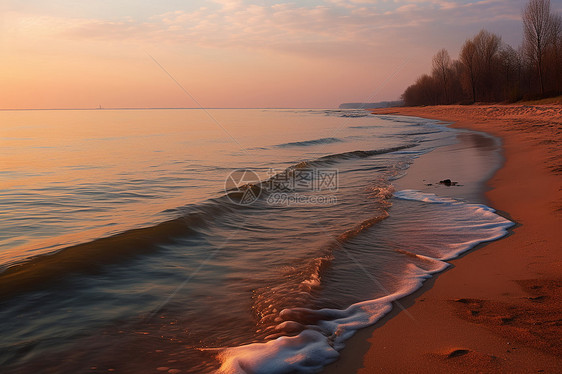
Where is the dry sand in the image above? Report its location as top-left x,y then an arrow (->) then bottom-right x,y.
324,104 -> 562,373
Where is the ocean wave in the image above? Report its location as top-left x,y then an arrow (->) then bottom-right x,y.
226,145 -> 417,204
322,110 -> 371,118
348,125 -> 383,129
215,191 -> 513,374
373,115 -> 446,127
217,260 -> 443,374
399,130 -> 442,136
3,145 -> 416,299
275,137 -> 343,148
338,113 -> 370,118
250,210 -> 391,341
312,144 -> 417,164
0,201 -> 233,300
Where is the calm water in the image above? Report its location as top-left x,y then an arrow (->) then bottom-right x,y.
0,109 -> 512,373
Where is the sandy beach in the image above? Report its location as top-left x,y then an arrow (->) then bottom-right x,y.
325,104 -> 562,373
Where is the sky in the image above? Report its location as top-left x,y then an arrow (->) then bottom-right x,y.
1,0 -> 560,109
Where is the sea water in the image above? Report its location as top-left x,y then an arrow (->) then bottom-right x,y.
0,109 -> 512,373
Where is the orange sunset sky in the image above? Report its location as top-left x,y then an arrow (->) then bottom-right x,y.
2,0 -> 558,109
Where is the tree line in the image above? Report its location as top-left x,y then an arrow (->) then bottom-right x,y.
402,0 -> 562,106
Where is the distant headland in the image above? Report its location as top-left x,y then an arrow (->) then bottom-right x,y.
338,100 -> 403,109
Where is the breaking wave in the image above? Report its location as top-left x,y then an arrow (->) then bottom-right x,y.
216,191 -> 513,373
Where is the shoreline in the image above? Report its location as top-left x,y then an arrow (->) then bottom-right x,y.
324,104 -> 562,373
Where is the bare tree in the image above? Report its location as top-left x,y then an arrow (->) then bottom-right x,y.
400,0 -> 561,105
460,39 -> 478,102
474,30 -> 502,66
402,74 -> 440,106
473,30 -> 502,101
499,44 -> 522,101
449,59 -> 466,103
550,13 -> 562,93
432,49 -> 451,104
523,0 -> 556,95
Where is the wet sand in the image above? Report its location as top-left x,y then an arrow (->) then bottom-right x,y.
324,104 -> 562,373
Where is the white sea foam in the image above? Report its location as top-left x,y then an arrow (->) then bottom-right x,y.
217,190 -> 513,374
393,190 -> 513,260
217,261 -> 443,374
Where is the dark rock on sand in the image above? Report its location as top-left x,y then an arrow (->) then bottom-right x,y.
447,349 -> 471,358
439,179 -> 458,186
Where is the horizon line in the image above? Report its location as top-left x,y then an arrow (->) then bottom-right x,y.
0,106 -> 347,111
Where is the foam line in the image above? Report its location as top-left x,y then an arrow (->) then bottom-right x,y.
216,191 -> 513,374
